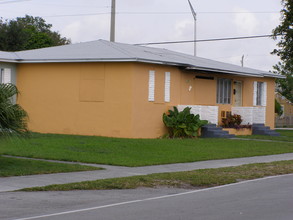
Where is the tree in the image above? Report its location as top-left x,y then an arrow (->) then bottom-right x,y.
275,99 -> 283,116
0,83 -> 28,136
272,0 -> 293,103
0,15 -> 70,51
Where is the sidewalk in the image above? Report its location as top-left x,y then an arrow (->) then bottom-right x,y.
1,153 -> 293,192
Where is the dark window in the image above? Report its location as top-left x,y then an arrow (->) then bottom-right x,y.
256,82 -> 263,106
217,78 -> 232,104
0,68 -> 3,84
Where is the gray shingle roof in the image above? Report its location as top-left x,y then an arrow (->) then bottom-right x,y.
0,39 -> 282,78
0,51 -> 20,62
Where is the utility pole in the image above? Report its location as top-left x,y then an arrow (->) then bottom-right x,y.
188,0 -> 197,56
241,55 -> 244,67
110,0 -> 116,42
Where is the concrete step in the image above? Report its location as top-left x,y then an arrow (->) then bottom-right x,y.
201,124 -> 235,138
252,124 -> 281,136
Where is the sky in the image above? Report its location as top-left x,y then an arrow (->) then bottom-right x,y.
0,0 -> 283,71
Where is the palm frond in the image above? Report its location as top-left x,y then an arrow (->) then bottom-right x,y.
0,83 -> 28,136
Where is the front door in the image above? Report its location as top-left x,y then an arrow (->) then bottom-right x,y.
233,81 -> 242,106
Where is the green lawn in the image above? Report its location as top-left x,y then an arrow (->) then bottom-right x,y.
0,132 -> 292,167
22,160 -> 293,191
0,156 -> 101,177
238,129 -> 293,142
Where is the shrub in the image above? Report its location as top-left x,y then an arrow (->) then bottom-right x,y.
275,99 -> 283,116
162,106 -> 208,138
222,114 -> 242,128
0,83 -> 29,136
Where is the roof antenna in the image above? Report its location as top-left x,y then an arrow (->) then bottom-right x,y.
188,0 -> 197,56
110,0 -> 116,42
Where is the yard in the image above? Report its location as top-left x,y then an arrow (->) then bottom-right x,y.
238,129 -> 293,142
0,130 -> 292,167
0,156 -> 101,177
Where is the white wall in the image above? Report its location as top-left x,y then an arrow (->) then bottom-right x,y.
232,107 -> 266,124
177,105 -> 219,125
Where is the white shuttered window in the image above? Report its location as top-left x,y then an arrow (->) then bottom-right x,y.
0,68 -> 11,84
253,81 -> 267,106
148,70 -> 155,101
164,72 -> 170,102
261,82 -> 267,107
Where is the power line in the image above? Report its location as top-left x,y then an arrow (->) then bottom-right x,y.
41,11 -> 279,18
135,34 -> 278,46
0,0 -> 30,4
43,12 -> 109,18
34,3 -> 110,9
116,11 -> 279,15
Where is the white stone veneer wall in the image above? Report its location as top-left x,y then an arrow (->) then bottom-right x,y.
177,105 -> 219,125
232,107 -> 266,124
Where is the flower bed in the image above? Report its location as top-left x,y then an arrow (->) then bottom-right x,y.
221,114 -> 252,135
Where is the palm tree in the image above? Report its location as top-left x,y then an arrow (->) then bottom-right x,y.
0,83 -> 28,136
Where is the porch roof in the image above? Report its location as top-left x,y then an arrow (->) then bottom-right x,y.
0,39 -> 284,79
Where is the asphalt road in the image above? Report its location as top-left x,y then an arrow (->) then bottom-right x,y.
1,174 -> 293,220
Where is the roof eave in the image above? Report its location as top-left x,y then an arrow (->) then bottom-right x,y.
263,73 -> 286,79
15,58 -> 138,63
185,66 -> 265,77
3,56 -> 285,79
0,59 -> 19,63
15,57 -> 182,66
186,66 -> 285,79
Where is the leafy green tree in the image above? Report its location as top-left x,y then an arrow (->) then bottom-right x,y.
275,99 -> 283,116
272,0 -> 293,102
0,84 -> 28,136
0,15 -> 70,51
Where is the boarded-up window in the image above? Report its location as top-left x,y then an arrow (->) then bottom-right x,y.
79,64 -> 105,102
155,71 -> 164,104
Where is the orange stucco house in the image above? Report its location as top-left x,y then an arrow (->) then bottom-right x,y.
0,40 -> 283,138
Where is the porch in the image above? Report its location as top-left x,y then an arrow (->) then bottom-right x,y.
177,105 -> 279,137
177,105 -> 266,126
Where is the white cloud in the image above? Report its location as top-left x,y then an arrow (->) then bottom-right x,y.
61,15 -> 110,43
174,19 -> 193,39
233,7 -> 259,35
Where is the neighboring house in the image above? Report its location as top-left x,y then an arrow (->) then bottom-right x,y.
0,40 -> 283,138
0,52 -> 17,84
275,92 -> 293,127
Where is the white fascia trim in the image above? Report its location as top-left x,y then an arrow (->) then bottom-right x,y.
0,59 -> 19,63
15,58 -> 182,66
15,58 -> 140,63
1,57 -> 284,79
